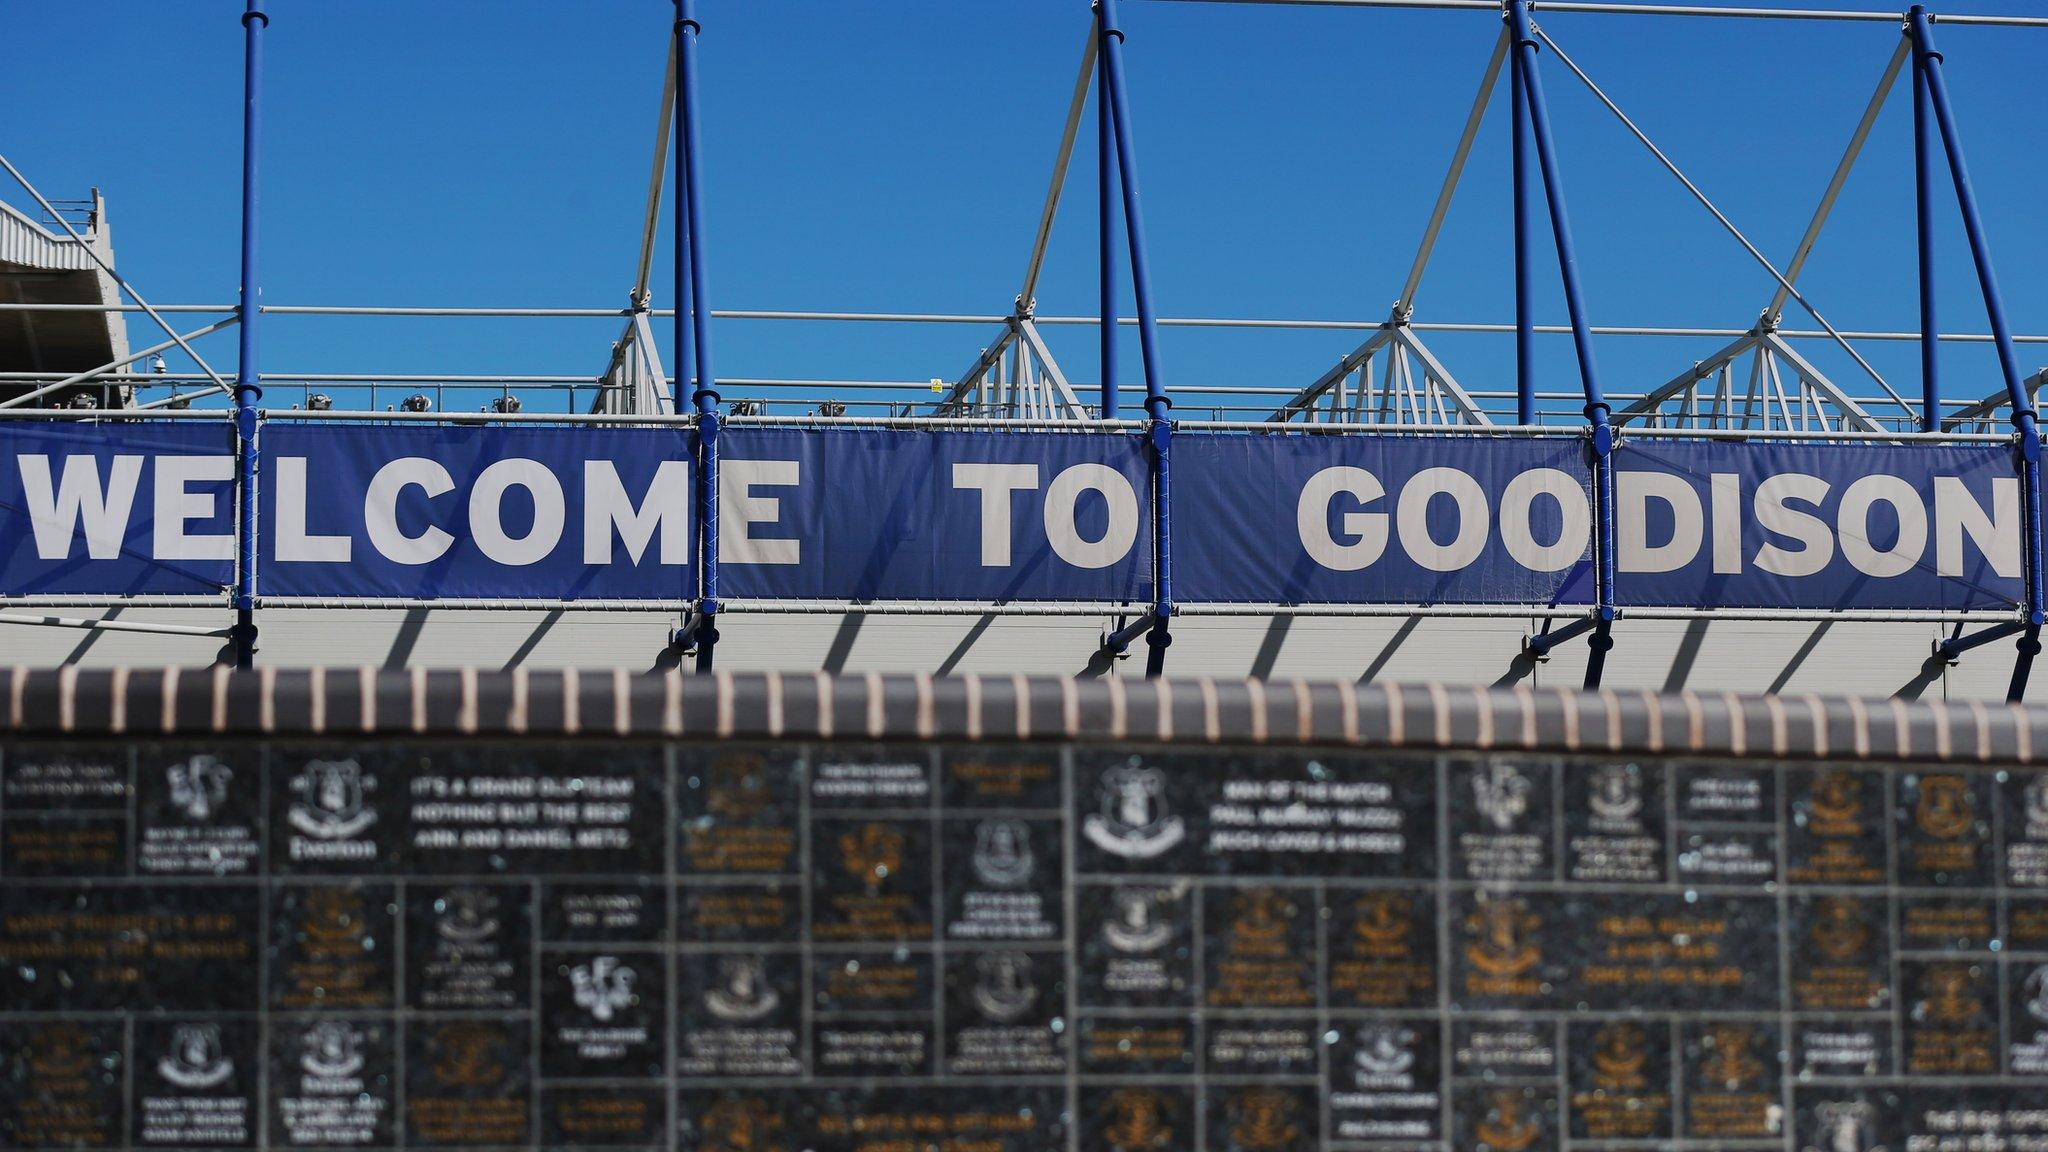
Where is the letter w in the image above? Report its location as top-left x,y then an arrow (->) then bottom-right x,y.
18,455 -> 144,560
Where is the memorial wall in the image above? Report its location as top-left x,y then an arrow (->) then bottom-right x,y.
2,735 -> 2045,1152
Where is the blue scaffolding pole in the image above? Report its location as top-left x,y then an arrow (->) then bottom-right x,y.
1095,0 -> 1176,677
675,0 -> 723,672
1910,5 -> 2046,698
1506,0 -> 1616,688
231,0 -> 268,669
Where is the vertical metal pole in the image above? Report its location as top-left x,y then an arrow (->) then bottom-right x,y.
231,0 -> 267,670
1509,26 -> 1535,426
1097,9 -> 1118,421
1910,18 -> 1939,434
678,0 -> 722,670
1910,6 -> 2045,652
1097,0 -> 1173,674
1507,0 -> 1614,682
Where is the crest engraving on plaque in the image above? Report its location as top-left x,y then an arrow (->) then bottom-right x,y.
570,955 -> 637,1023
972,819 -> 1035,888
1103,887 -> 1173,954
300,1022 -> 366,1079
705,955 -> 778,1022
1100,1087 -> 1173,1150
1915,775 -> 1974,840
1083,766 -> 1185,859
1807,1100 -> 1879,1152
1353,1024 -> 1417,1078
971,951 -> 1038,1021
840,823 -> 905,892
1465,897 -> 1542,977
1473,763 -> 1532,831
157,1024 -> 233,1089
696,1098 -> 786,1152
429,1024 -> 502,1087
1476,1089 -> 1541,1152
167,755 -> 231,821
1589,1022 -> 1649,1090
289,759 -> 377,839
435,887 -> 501,944
1226,1087 -> 1300,1152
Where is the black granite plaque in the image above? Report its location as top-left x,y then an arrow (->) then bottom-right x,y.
0,738 -> 2041,1151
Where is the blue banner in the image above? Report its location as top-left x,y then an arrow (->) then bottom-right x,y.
262,424 -> 697,600
0,420 -> 2025,614
1175,432 -> 1595,605
1613,438 -> 2020,612
0,420 -> 236,597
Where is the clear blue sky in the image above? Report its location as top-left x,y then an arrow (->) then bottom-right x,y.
6,0 -> 2048,419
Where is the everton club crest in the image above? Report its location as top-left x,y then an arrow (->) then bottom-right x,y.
289,759 -> 377,839
972,819 -> 1036,888
1103,887 -> 1174,954
300,1021 -> 366,1080
1084,766 -> 1184,859
971,951 -> 1039,1022
157,1024 -> 234,1089
705,955 -> 779,1022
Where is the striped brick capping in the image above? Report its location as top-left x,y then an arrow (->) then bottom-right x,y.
0,667 -> 2034,764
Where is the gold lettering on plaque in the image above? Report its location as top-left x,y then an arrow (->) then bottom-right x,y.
1100,1088 -> 1173,1151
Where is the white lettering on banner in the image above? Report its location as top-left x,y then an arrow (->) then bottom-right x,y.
1043,463 -> 1140,570
1297,467 -> 1388,572
1499,467 -> 1590,573
952,463 -> 1040,567
152,455 -> 234,561
364,457 -> 456,566
277,457 -> 351,562
1710,472 -> 1743,574
1936,475 -> 2019,578
18,454 -> 143,561
1837,474 -> 1926,578
1618,471 -> 1701,574
1753,473 -> 1834,577
469,458 -> 566,567
584,460 -> 689,565
720,459 -> 800,565
1396,467 -> 1488,572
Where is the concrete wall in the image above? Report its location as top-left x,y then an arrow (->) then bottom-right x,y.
0,607 -> 2027,702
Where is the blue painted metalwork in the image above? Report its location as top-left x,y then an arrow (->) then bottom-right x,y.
1911,16 -> 1939,435
678,0 -> 722,670
1908,4 -> 2043,699
1097,0 -> 1174,672
231,0 -> 268,669
1098,11 -> 1118,422
1506,0 -> 1616,685
1509,29 -> 1535,427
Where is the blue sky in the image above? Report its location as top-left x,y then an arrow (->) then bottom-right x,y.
6,0 -> 2048,419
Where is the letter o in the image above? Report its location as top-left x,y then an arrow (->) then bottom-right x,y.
469,458 -> 566,567
1043,463 -> 1140,570
1499,468 -> 1591,572
1296,466 -> 1388,572
1396,467 -> 1489,572
1837,473 -> 1927,578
